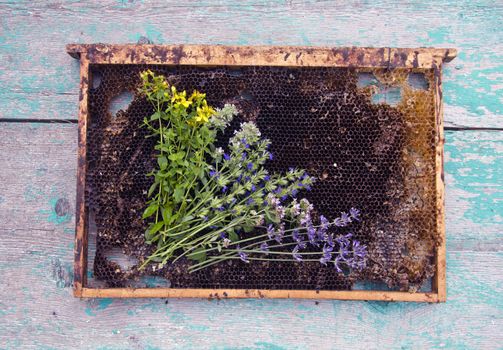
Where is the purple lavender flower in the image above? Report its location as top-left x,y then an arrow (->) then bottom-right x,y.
222,185 -> 228,193
241,138 -> 250,149
220,232 -> 227,239
317,215 -> 329,240
320,256 -> 330,266
238,250 -> 249,263
336,233 -> 353,248
269,153 -> 274,161
326,233 -> 334,247
300,210 -> 312,227
281,195 -> 288,202
209,170 -> 220,178
266,194 -> 280,208
247,163 -> 254,171
267,224 -> 275,240
217,206 -> 225,211
247,198 -> 255,205
320,215 -> 329,231
275,205 -> 285,220
354,241 -> 366,256
334,256 -> 344,272
292,245 -> 302,262
292,229 -> 300,242
264,175 -> 270,181
202,216 -> 208,222
297,240 -> 307,250
242,152 -> 247,160
291,189 -> 298,197
320,245 -> 333,266
307,225 -> 317,246
349,207 -> 360,221
274,223 -> 285,243
224,153 -> 231,161
334,213 -> 350,227
260,242 -> 269,252
251,184 -> 256,192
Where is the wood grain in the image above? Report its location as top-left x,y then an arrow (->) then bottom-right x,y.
66,44 -> 456,68
0,124 -> 501,348
0,0 -> 502,348
0,1 -> 501,127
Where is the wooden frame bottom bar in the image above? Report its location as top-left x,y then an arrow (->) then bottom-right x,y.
77,288 -> 440,302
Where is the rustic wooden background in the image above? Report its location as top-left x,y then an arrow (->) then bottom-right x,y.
0,1 -> 501,349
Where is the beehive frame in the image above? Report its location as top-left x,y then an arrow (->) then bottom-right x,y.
67,44 -> 456,302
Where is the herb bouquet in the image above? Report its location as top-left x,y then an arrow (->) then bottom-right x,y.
139,70 -> 366,274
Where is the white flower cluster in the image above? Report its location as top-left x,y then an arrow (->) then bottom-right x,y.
210,103 -> 237,129
230,121 -> 262,147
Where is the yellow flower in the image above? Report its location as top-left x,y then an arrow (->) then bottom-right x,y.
194,102 -> 215,124
175,97 -> 192,109
189,90 -> 206,102
171,89 -> 192,108
140,69 -> 155,81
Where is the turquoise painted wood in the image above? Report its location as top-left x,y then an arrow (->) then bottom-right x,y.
0,1 -> 501,349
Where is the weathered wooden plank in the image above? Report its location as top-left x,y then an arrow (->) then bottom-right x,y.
1,124 -> 500,248
0,233 -> 501,349
0,0 -> 501,127
0,123 -> 501,347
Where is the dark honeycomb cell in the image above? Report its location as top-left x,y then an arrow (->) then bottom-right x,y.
86,64 -> 438,292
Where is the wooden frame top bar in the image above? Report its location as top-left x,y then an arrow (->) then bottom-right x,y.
66,44 -> 456,69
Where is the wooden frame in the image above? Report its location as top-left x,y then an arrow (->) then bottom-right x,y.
67,44 -> 456,302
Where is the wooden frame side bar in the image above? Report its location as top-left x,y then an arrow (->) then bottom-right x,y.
66,44 -> 456,69
81,288 -> 440,302
433,64 -> 447,302
73,57 -> 90,297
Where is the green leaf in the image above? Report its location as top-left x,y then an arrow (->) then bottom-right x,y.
265,210 -> 279,224
161,206 -> 172,222
168,151 -> 186,162
157,156 -> 168,170
147,182 -> 158,197
228,230 -> 239,242
173,185 -> 185,203
149,221 -> 164,235
142,204 -> 158,219
187,247 -> 207,262
150,111 -> 161,121
181,215 -> 194,223
242,225 -> 254,233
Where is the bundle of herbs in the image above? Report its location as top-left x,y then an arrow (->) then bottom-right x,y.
139,70 -> 366,275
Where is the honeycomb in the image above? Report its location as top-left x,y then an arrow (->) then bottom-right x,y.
86,64 -> 438,292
